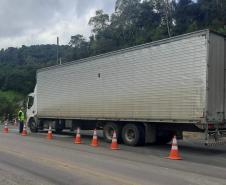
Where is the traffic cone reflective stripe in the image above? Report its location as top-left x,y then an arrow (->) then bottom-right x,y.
91,129 -> 99,147
3,122 -> 8,133
110,131 -> 119,150
21,124 -> 27,136
166,136 -> 182,160
47,125 -> 53,140
74,127 -> 82,144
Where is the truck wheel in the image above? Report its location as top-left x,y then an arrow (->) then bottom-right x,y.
122,124 -> 144,146
103,122 -> 122,143
29,118 -> 38,133
55,120 -> 65,134
156,130 -> 174,144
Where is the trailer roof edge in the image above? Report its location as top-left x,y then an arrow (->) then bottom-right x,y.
37,29 -> 224,73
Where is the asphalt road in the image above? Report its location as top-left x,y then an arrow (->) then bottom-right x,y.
0,126 -> 226,185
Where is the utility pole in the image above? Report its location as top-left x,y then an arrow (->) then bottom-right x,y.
165,0 -> 171,38
57,37 -> 59,64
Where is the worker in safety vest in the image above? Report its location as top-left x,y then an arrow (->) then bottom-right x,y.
18,108 -> 25,133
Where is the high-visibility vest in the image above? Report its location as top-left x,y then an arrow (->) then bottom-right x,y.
18,110 -> 25,121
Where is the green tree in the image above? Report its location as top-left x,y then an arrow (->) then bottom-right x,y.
68,34 -> 90,59
89,10 -> 110,34
197,0 -> 226,34
0,91 -> 24,120
172,0 -> 200,34
69,34 -> 86,48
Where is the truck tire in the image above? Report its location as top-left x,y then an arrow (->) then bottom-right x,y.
156,130 -> 174,144
103,122 -> 122,143
29,118 -> 38,133
122,124 -> 145,146
55,120 -> 65,134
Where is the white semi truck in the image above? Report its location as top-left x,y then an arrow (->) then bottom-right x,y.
26,30 -> 226,146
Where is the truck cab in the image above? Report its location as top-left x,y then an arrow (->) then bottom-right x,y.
26,86 -> 38,132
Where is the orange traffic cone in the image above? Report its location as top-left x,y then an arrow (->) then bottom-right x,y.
91,129 -> 99,147
110,130 -> 120,150
166,135 -> 182,160
21,124 -> 27,136
3,121 -> 9,133
47,125 -> 53,140
74,127 -> 82,144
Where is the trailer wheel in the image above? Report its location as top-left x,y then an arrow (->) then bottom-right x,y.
122,124 -> 144,146
156,130 -> 174,144
103,122 -> 122,143
29,118 -> 38,133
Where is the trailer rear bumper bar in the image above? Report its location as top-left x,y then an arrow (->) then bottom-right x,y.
205,129 -> 226,145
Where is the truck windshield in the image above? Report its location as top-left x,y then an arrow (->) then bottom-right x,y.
27,96 -> 34,109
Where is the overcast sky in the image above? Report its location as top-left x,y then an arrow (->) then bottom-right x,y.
0,0 -> 116,49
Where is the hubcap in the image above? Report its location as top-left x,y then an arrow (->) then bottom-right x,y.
125,128 -> 135,142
